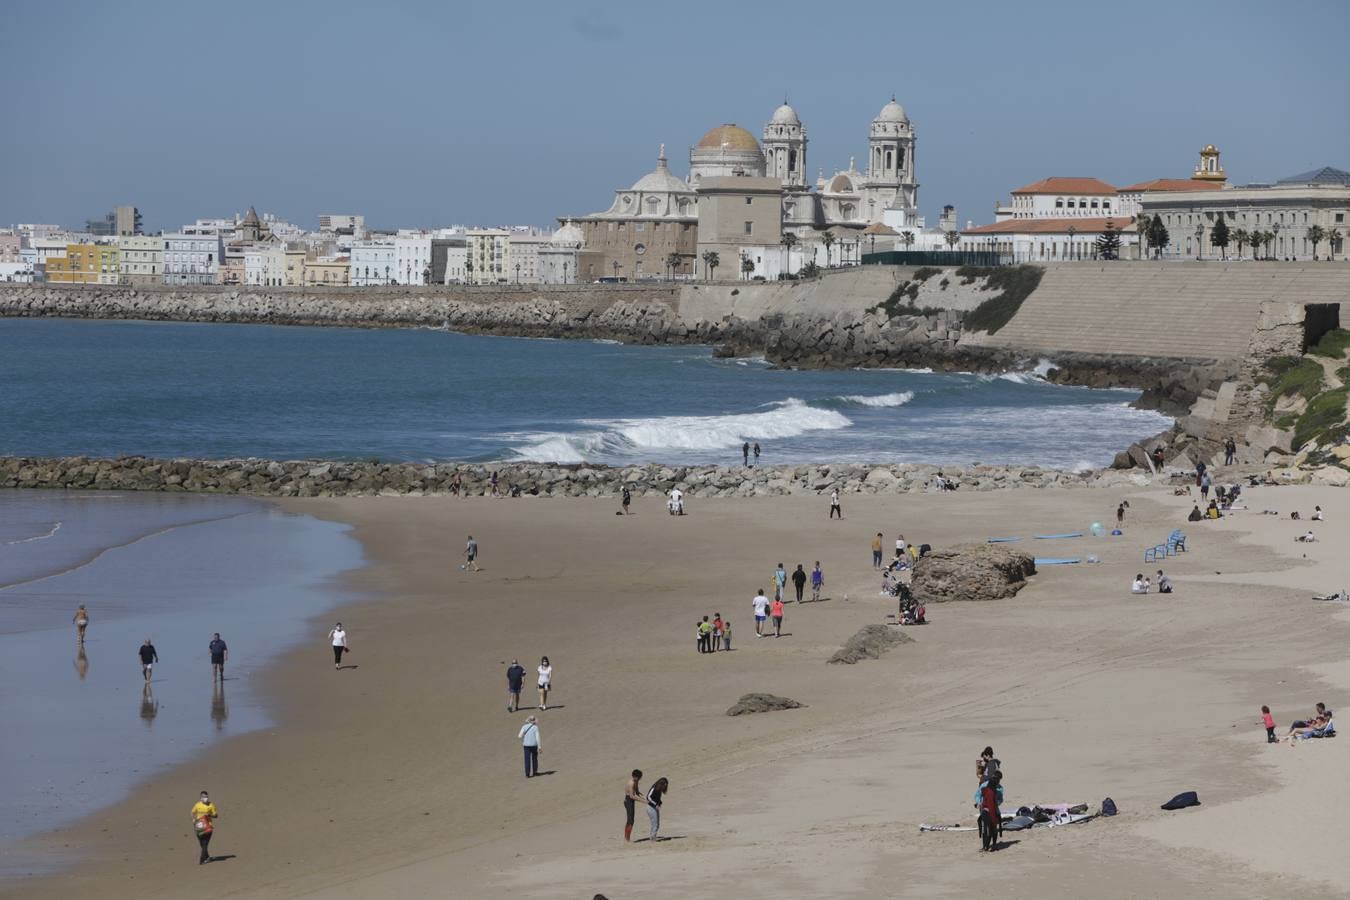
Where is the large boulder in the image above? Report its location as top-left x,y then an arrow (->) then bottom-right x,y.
827,624 -> 913,664
911,543 -> 1036,604
726,693 -> 806,716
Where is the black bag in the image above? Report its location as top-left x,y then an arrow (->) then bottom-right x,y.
1160,791 -> 1200,810
1101,797 -> 1117,816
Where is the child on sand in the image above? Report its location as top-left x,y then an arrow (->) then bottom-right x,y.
722,620 -> 732,651
712,614 -> 724,652
1262,705 -> 1277,743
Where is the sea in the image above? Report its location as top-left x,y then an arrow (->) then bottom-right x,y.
0,318 -> 1171,469
0,316 -> 1170,875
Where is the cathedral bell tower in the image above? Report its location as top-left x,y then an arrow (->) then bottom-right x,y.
762,102 -> 807,191
864,97 -> 917,218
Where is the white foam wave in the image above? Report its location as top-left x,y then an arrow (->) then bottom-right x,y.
837,391 -> 915,408
6,521 -> 62,545
997,372 -> 1044,385
508,399 -> 852,462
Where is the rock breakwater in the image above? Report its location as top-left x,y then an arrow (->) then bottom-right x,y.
1,456 -> 1159,499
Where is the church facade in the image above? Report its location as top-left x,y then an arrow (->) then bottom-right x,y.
563,99 -> 929,280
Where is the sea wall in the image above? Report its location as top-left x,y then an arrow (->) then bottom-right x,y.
0,455 -> 1158,499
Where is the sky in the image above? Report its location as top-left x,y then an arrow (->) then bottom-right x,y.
3,0 -> 1346,234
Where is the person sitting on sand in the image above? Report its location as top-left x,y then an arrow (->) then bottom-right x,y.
1285,715 -> 1334,743
1296,530 -> 1318,543
1312,506 -> 1324,521
1206,500 -> 1221,519
1156,570 -> 1173,594
1189,504 -> 1204,522
1131,574 -> 1150,594
1288,703 -> 1329,734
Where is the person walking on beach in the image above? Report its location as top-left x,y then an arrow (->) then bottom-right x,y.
791,564 -> 807,603
208,633 -> 228,682
464,535 -> 480,572
191,790 -> 218,864
1261,705 -> 1277,743
752,589 -> 769,637
1116,502 -> 1127,526
811,562 -> 824,602
138,639 -> 159,683
773,563 -> 787,602
645,777 -> 669,841
519,715 -> 541,777
771,596 -> 785,637
72,605 -> 89,644
537,656 -> 553,709
621,486 -> 631,515
624,769 -> 644,842
1200,472 -> 1212,501
490,471 -> 499,497
872,533 -> 884,569
329,623 -> 348,669
829,489 -> 842,520
506,659 -> 526,712
742,442 -> 750,466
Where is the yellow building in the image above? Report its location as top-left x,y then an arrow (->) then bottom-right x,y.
284,247 -> 307,286
45,243 -> 120,284
302,257 -> 350,285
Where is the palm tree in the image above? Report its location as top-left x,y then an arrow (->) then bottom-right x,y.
1232,228 -> 1250,260
780,232 -> 799,277
740,254 -> 755,280
664,252 -> 682,280
821,231 -> 836,267
901,230 -> 916,255
1307,224 -> 1327,260
943,230 -> 960,252
1134,212 -> 1152,259
701,250 -> 720,281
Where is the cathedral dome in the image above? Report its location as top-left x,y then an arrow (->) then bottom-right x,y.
875,99 -> 907,123
769,103 -> 800,126
631,146 -> 689,194
551,219 -> 584,246
696,124 -> 760,152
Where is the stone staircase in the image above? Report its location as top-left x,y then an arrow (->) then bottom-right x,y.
966,263 -> 1350,362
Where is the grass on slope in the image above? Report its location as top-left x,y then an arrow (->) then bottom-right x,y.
1293,388 -> 1349,449
1310,328 -> 1350,359
1262,356 -> 1325,409
962,265 -> 1045,334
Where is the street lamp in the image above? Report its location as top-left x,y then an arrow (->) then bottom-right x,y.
612,260 -> 620,280
515,262 -> 520,284
563,260 -> 569,284
1195,224 -> 1204,261
1066,225 -> 1076,261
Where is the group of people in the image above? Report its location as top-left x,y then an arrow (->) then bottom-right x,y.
1130,571 -> 1173,594
751,589 -> 785,638
1269,701 -> 1336,744
741,442 -> 762,466
695,615 -> 732,652
974,747 -> 1004,852
70,606 -> 232,685
506,656 -> 553,712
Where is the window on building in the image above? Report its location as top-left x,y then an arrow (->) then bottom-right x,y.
744,221 -> 753,235
1055,198 -> 1063,208
1337,213 -> 1345,223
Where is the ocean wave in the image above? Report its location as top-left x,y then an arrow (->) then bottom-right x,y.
508,399 -> 852,463
5,521 -> 62,545
996,372 -> 1044,385
835,391 -> 915,408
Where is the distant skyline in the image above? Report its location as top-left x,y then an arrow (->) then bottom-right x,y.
3,0 -> 1346,234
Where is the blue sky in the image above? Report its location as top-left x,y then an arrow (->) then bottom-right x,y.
3,0 -> 1345,233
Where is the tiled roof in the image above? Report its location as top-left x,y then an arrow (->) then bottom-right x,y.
963,217 -> 1133,235
1117,178 -> 1225,193
861,222 -> 898,235
1010,177 -> 1118,195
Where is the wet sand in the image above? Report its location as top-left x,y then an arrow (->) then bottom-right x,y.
11,484 -> 1350,899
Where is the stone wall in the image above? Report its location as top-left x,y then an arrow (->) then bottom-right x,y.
0,456 -> 1156,499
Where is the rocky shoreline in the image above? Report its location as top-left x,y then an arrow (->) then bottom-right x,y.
0,455 -> 1161,499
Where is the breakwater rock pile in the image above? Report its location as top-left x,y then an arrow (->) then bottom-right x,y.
0,456 -> 1159,499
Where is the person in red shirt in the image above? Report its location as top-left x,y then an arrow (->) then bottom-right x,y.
711,614 -> 724,652
978,771 -> 1002,852
770,598 -> 784,637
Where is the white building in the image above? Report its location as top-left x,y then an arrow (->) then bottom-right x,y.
505,229 -> 552,283
466,229 -> 510,284
0,261 -> 35,282
319,215 -> 366,238
244,243 -> 286,286
539,221 -> 583,284
350,240 -> 395,286
117,234 -> 163,284
1140,166 -> 1350,260
162,233 -> 222,284
393,232 -> 432,285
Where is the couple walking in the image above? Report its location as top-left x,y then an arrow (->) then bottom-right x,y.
623,769 -> 670,842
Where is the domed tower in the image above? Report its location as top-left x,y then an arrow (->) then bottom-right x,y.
1192,144 -> 1227,184
863,98 -> 917,222
762,102 -> 807,191
689,124 -> 765,186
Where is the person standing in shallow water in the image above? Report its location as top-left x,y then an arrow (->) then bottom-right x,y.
208,633 -> 228,681
72,605 -> 89,644
139,638 -> 159,682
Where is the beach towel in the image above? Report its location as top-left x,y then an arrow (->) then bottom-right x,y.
987,537 -> 1022,543
1101,797 -> 1118,816
1034,532 -> 1084,539
1035,557 -> 1081,565
1160,791 -> 1200,810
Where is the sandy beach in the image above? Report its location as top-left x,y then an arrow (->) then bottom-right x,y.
10,482 -> 1350,899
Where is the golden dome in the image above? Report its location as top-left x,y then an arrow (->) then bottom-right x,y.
1201,143 -> 1218,154
696,124 -> 760,152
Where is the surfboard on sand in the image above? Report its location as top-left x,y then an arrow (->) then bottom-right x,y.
1033,532 -> 1084,539
919,823 -> 977,832
986,537 -> 1022,543
1035,557 -> 1081,565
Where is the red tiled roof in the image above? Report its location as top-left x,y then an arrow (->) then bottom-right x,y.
963,217 -> 1134,235
1010,177 -> 1118,196
1116,178 -> 1225,193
